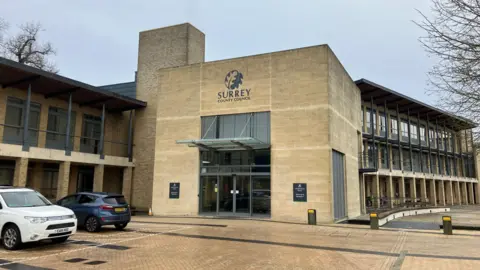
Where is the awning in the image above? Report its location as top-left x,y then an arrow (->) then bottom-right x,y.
356,78 -> 477,131
176,137 -> 270,151
0,57 -> 146,112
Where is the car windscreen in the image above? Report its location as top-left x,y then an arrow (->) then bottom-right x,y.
103,196 -> 127,205
1,191 -> 52,208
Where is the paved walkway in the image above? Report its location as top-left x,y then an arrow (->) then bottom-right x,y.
1,216 -> 480,269
390,205 -> 480,227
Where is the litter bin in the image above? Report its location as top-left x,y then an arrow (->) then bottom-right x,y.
442,216 -> 452,235
370,213 -> 379,230
308,209 -> 316,225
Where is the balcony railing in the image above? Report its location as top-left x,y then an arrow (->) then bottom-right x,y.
366,196 -> 434,213
0,124 -> 130,158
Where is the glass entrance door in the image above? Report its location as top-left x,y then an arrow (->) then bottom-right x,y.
218,176 -> 234,214
235,176 -> 250,214
200,176 -> 217,213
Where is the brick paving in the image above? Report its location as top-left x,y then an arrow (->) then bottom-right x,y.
1,217 -> 480,269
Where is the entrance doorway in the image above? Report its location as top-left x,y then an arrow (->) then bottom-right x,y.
77,167 -> 94,192
200,174 -> 269,216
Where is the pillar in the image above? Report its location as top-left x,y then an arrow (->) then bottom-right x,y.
438,180 -> 446,206
37,104 -> 49,148
446,181 -> 454,205
429,179 -> 437,206
410,178 -> 417,202
122,167 -> 133,204
420,178 -> 427,203
455,181 -> 462,205
30,163 -> 43,191
56,161 -> 70,200
475,183 -> 480,204
93,164 -> 105,192
13,158 -> 28,187
462,182 -> 468,205
399,176 -> 406,203
468,182 -> 475,204
387,175 -> 394,208
372,174 -> 380,207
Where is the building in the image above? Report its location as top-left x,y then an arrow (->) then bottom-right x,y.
0,23 -> 478,224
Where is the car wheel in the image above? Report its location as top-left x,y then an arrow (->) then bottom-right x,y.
85,216 -> 101,232
114,223 -> 128,230
51,236 -> 69,244
2,224 -> 22,250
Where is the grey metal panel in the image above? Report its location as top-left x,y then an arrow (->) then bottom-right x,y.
332,150 -> 346,220
99,82 -> 137,99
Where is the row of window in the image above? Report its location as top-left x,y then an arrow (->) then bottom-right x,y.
3,97 -> 102,154
362,109 -> 462,151
361,144 -> 475,177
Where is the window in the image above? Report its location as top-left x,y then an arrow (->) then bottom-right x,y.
380,144 -> 387,168
402,149 -> 411,171
103,196 -> 126,205
422,153 -> 429,172
431,154 -> 437,174
80,114 -> 102,154
410,123 -> 418,144
420,126 -> 426,146
401,121 -> 409,141
366,109 -> 376,134
78,194 -> 96,204
439,156 -> 445,174
438,129 -> 444,150
379,112 -> 386,137
1,191 -> 51,207
412,151 -> 421,172
46,107 -> 76,151
59,195 -> 77,206
201,112 -> 270,143
41,169 -> 58,201
3,97 -> 41,146
0,160 -> 15,186
390,118 -> 398,139
392,148 -> 400,170
429,128 -> 436,148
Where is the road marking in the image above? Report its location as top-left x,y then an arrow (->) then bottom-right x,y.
0,226 -> 193,267
393,250 -> 408,270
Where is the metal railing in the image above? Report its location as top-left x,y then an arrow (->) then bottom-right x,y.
359,152 -> 376,170
366,196 -> 434,213
0,123 -> 130,158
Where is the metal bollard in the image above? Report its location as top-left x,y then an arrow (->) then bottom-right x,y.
308,209 -> 316,225
370,213 -> 379,230
443,216 -> 453,235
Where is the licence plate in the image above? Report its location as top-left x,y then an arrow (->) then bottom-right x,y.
54,228 -> 69,233
115,208 -> 126,213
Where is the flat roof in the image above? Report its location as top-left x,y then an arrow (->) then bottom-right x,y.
356,79 -> 477,131
0,57 -> 146,112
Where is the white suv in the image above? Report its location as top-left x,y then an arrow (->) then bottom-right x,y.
0,186 -> 77,250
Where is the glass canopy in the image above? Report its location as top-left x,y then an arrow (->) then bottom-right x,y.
176,137 -> 270,151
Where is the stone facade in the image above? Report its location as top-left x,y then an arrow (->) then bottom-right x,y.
132,23 -> 205,210
149,43 -> 362,223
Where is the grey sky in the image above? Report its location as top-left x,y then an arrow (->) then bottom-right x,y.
1,0 -> 435,104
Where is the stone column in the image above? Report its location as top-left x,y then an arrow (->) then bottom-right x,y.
410,178 -> 417,202
420,178 -> 427,203
387,175 -> 394,208
462,182 -> 468,205
475,183 -> 480,205
372,174 -> 380,208
122,167 -> 133,204
468,182 -> 475,204
93,164 -> 105,192
455,181 -> 462,205
360,174 -> 366,214
30,163 -> 43,191
429,179 -> 437,206
446,181 -> 454,205
13,158 -> 29,187
399,176 -> 406,203
438,180 -> 446,206
56,161 -> 71,200
37,105 -> 49,148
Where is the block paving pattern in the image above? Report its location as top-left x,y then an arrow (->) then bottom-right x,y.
1,216 -> 480,269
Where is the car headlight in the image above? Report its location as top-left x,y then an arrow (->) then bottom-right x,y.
24,216 -> 48,224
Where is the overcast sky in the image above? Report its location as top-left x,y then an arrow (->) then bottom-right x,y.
1,0 -> 435,104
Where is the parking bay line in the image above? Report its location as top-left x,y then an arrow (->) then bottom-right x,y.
0,226 -> 193,267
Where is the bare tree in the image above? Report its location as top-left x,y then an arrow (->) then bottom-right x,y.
0,21 -> 57,73
416,0 -> 480,138
0,18 -> 7,42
